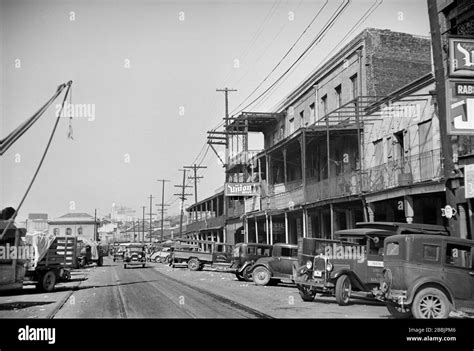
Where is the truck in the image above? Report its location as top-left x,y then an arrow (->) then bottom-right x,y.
0,228 -> 77,292
76,238 -> 107,267
169,238 -> 234,271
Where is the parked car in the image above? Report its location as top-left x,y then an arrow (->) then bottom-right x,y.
230,243 -> 273,281
124,244 -> 146,269
150,247 -> 172,263
113,244 -> 127,262
293,222 -> 450,306
378,234 -> 474,319
250,243 -> 298,286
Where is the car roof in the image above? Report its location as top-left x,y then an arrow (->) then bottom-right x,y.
335,228 -> 394,237
272,243 -> 298,248
355,222 -> 449,235
385,234 -> 474,244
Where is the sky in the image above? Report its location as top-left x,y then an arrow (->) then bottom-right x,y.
0,0 -> 431,222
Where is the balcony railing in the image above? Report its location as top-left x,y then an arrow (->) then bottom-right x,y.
259,149 -> 443,209
362,148 -> 443,193
228,150 -> 261,168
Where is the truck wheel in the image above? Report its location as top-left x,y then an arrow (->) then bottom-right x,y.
412,287 -> 451,319
335,275 -> 351,306
97,256 -> 103,267
298,285 -> 316,302
386,302 -> 413,319
252,266 -> 271,286
38,271 -> 56,292
188,258 -> 200,271
124,264 -> 127,269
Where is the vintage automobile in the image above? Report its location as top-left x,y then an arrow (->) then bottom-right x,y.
250,243 -> 298,286
123,244 -> 146,269
150,247 -> 173,263
113,244 -> 127,262
378,234 -> 474,319
293,222 -> 450,306
230,243 -> 273,281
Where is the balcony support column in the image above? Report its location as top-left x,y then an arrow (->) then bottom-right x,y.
330,204 -> 334,239
285,212 -> 289,244
283,148 -> 288,183
404,195 -> 414,223
269,215 -> 273,245
367,203 -> 376,222
300,130 -> 307,203
265,213 -> 270,244
303,208 -> 308,238
244,217 -> 249,243
255,217 -> 259,244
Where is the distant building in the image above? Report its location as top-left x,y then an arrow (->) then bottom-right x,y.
26,213 -> 49,233
48,213 -> 99,241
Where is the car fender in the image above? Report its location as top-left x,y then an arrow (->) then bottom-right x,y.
238,261 -> 254,273
331,269 -> 367,291
405,277 -> 455,306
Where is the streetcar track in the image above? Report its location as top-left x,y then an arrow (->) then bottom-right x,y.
113,269 -> 128,318
151,267 -> 275,319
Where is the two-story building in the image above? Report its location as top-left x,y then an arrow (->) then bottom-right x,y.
48,212 -> 99,241
222,28 -> 433,245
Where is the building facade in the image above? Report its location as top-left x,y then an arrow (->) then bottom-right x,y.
48,213 -> 99,241
220,28 -> 435,245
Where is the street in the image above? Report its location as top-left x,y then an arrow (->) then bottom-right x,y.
0,257 -> 388,319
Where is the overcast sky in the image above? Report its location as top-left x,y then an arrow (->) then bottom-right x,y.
0,0 -> 430,222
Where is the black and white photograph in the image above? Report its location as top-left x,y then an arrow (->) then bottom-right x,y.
0,0 -> 473,348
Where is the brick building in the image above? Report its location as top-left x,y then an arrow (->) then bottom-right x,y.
220,28 -> 434,245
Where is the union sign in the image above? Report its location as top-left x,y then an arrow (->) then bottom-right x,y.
224,183 -> 259,197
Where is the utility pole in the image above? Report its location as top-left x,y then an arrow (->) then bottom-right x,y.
133,217 -> 136,241
216,88 -> 237,182
217,88 -> 237,245
157,179 -> 170,242
148,195 -> 154,243
184,164 -> 207,221
174,169 -> 193,237
94,208 -> 97,241
427,1 -> 459,237
142,206 -> 146,243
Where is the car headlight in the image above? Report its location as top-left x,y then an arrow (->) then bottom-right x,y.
306,260 -> 312,269
326,261 -> 333,272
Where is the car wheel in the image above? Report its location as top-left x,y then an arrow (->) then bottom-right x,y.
142,264 -> 145,268
188,258 -> 200,271
335,275 -> 351,306
412,287 -> 451,319
124,264 -> 127,269
252,266 -> 271,286
97,256 -> 103,267
297,285 -> 316,302
113,258 -> 116,262
386,302 -> 413,319
242,265 -> 254,282
39,271 -> 56,292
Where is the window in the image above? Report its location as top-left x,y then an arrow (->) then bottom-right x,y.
394,130 -> 405,159
299,110 -> 305,127
445,243 -> 472,268
291,248 -> 298,257
281,247 -> 292,257
247,247 -> 256,255
335,85 -> 342,121
423,244 -> 440,261
309,103 -> 315,124
289,117 -> 295,134
386,242 -> 399,256
350,74 -> 358,100
374,139 -> 384,165
387,137 -> 393,160
321,94 -> 328,117
78,227 -> 83,235
53,228 -> 59,235
66,228 -> 72,235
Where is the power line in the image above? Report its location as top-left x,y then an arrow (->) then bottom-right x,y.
232,0 -> 351,115
174,169 -> 193,237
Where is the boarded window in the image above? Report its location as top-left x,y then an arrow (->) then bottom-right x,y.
374,139 -> 384,165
